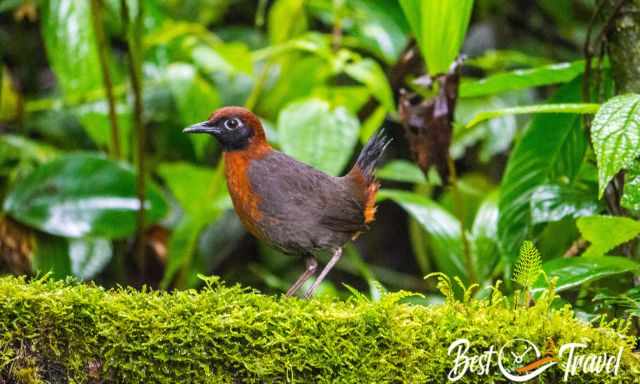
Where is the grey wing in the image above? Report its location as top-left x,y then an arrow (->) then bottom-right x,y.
247,152 -> 366,251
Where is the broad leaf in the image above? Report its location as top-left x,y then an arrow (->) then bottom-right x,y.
591,94 -> 640,197
32,233 -> 71,278
622,160 -> 640,213
165,63 -> 221,158
41,0 -> 126,154
344,58 -> 394,112
41,0 -> 101,96
532,256 -> 640,294
268,0 -> 307,44
470,191 -> 499,283
399,0 -> 473,75
3,153 -> 168,238
345,0 -> 408,63
69,237 -> 112,280
377,160 -> 426,184
498,77 -> 586,269
577,215 -> 640,258
465,103 -> 599,129
278,98 -> 360,176
379,189 -> 467,281
460,61 -> 586,98
157,162 -> 230,288
453,94 -> 519,162
530,184 -> 599,224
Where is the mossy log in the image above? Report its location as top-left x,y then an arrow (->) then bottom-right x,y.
0,276 -> 638,383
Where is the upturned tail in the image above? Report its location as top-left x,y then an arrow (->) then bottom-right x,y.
348,129 -> 392,224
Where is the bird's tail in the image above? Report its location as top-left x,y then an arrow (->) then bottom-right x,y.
348,129 -> 392,224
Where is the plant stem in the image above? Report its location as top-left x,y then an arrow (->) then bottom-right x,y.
121,0 -> 146,273
90,0 -> 121,159
447,155 -> 477,285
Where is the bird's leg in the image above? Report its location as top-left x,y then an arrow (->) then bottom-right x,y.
304,247 -> 343,299
285,257 -> 318,297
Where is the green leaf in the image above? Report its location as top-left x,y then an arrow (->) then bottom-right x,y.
377,160 -> 426,184
32,233 -> 71,279
498,77 -> 586,269
0,66 -> 20,122
343,0 -> 408,63
41,0 -> 129,155
621,160 -> 640,213
399,0 -> 473,75
591,94 -> 640,197
577,215 -> 640,258
465,103 -> 600,129
530,184 -> 599,224
69,237 -> 112,280
268,0 -> 307,44
3,153 -> 168,239
75,101 -> 132,157
470,191 -> 499,283
379,189 -> 466,281
460,61 -> 586,98
157,162 -> 229,218
532,256 -> 640,294
162,216 -> 208,289
41,0 -> 102,96
343,58 -> 394,112
165,63 -> 222,158
157,162 -> 229,288
278,98 -> 360,176
453,94 -> 521,162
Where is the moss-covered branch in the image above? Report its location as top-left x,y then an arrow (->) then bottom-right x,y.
0,276 -> 638,383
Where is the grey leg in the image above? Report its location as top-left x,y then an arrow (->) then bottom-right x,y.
304,248 -> 342,299
286,257 -> 318,297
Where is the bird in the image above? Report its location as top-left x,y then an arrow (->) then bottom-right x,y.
184,106 -> 391,298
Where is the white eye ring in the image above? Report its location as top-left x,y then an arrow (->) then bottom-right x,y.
224,118 -> 240,129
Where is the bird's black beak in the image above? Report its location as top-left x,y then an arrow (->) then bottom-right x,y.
183,121 -> 221,135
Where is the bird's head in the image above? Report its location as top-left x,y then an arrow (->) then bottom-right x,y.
183,106 -> 267,151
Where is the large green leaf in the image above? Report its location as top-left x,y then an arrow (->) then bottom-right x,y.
577,215 -> 640,258
377,160 -> 426,184
165,63 -> 221,158
497,78 -> 586,269
622,160 -> 640,213
268,0 -> 307,44
379,189 -> 466,280
344,0 -> 408,63
32,233 -> 71,279
464,103 -> 599,129
590,94 -> 640,197
3,153 -> 168,238
69,237 -> 112,280
470,191 -> 499,283
399,0 -> 473,75
532,256 -> 640,294
157,162 -> 230,288
41,0 -> 127,154
530,184 -> 599,224
278,98 -> 360,176
453,94 -> 522,162
343,58 -> 394,112
460,61 -> 586,98
41,0 -> 101,96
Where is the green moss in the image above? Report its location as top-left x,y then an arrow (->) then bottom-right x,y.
0,276 -> 638,383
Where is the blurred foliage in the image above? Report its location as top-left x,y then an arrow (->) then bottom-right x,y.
0,0 -> 639,332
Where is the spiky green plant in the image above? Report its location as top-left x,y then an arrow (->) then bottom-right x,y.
513,240 -> 543,291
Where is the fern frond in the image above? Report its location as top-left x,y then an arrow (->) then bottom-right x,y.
513,240 -> 542,290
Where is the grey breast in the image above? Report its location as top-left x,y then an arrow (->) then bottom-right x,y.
247,151 -> 366,255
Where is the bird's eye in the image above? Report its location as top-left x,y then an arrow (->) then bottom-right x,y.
224,118 -> 240,129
